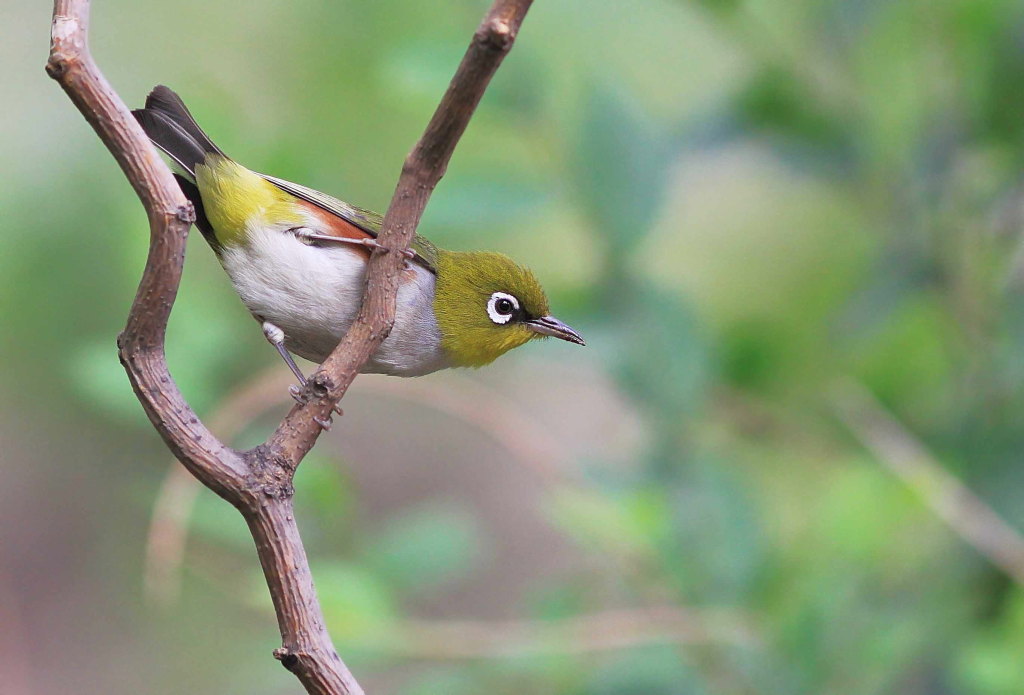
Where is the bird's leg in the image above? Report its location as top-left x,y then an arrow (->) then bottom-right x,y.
292,227 -> 417,259
261,321 -> 342,428
262,322 -> 307,385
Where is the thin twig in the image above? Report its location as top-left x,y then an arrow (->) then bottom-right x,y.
833,380 -> 1024,585
379,608 -> 756,658
48,0 -> 535,692
189,554 -> 759,658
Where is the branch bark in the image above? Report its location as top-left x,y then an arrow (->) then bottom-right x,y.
47,0 -> 534,693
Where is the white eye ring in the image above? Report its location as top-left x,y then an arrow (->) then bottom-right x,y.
487,292 -> 519,325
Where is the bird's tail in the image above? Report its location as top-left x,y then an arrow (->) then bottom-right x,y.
132,86 -> 223,247
132,85 -> 226,177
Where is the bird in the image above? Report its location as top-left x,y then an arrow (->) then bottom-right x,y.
132,86 -> 584,391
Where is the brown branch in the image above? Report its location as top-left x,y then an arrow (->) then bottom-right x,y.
383,608 -> 757,658
47,0 -> 534,693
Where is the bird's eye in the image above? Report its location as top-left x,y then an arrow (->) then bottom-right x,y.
487,292 -> 520,325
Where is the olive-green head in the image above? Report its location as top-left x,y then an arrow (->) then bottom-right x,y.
434,250 -> 585,368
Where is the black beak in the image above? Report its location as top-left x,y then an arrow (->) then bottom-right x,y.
525,315 -> 586,346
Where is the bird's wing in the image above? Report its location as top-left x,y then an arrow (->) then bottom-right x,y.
261,174 -> 383,232
261,173 -> 438,273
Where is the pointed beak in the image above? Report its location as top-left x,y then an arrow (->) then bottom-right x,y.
525,315 -> 586,346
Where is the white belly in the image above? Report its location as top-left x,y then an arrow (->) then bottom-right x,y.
218,223 -> 449,376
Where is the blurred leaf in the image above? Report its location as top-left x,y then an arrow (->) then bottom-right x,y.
310,561 -> 396,639
663,459 -> 764,601
364,503 -> 482,593
398,667 -> 480,695
423,172 -> 553,235
294,455 -> 353,521
547,488 -> 661,558
611,282 -> 709,420
69,339 -> 143,421
189,489 -> 254,551
737,65 -> 852,155
849,294 -> 956,419
584,646 -> 706,695
575,84 -> 678,253
690,0 -> 741,15
812,463 -> 919,565
957,589 -> 1024,695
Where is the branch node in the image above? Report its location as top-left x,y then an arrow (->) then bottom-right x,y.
45,56 -> 70,80
308,372 -> 334,398
175,202 -> 196,225
263,482 -> 295,499
478,18 -> 515,50
273,648 -> 300,672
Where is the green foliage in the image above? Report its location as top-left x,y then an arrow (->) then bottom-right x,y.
363,502 -> 483,594
315,561 -> 397,628
585,647 -> 706,695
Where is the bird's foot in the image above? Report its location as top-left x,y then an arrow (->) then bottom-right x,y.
289,383 -> 343,418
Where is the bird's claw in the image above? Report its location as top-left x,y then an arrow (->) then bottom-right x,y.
313,414 -> 333,430
364,238 -> 417,259
289,384 -> 342,418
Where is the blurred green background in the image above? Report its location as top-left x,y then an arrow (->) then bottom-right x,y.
6,0 -> 1024,693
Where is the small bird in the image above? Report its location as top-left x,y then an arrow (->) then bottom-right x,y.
132,86 -> 583,387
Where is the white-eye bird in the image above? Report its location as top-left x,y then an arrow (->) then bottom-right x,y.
132,86 -> 584,384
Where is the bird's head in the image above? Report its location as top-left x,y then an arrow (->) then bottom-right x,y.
434,250 -> 584,368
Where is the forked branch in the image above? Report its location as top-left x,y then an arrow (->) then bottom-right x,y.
47,0 -> 534,693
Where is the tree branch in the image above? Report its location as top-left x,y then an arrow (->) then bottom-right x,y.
47,0 -> 534,693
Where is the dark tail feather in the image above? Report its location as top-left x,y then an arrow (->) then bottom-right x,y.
132,109 -> 208,175
133,86 -> 223,250
143,85 -> 226,158
132,86 -> 226,176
